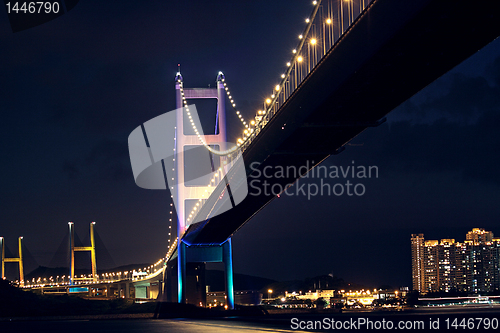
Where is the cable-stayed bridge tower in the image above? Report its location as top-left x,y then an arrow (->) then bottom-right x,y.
68,222 -> 97,285
0,236 -> 24,286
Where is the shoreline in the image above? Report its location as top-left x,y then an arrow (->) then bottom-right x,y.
3,305 -> 500,323
0,313 -> 156,322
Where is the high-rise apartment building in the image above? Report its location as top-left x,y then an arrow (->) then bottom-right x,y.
411,229 -> 500,294
411,234 -> 425,292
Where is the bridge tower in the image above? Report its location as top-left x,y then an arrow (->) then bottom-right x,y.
171,71 -> 234,309
68,222 -> 97,285
0,236 -> 24,286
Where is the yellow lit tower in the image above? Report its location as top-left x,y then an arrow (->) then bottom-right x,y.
410,234 -> 425,292
68,222 -> 97,285
0,236 -> 24,286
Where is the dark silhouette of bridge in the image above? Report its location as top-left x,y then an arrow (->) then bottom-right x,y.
160,0 -> 500,308
185,0 -> 500,244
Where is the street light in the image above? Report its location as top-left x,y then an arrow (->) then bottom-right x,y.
268,289 -> 273,300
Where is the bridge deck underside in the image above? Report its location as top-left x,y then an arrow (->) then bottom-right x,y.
183,0 -> 500,245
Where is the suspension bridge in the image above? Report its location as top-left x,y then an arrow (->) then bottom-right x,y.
2,0 -> 500,309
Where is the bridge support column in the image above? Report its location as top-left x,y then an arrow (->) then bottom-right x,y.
176,239 -> 234,309
177,240 -> 187,303
164,259 -> 176,302
69,222 -> 74,285
223,238 -> 234,310
0,237 -> 4,279
69,222 -> 97,285
17,237 -> 23,286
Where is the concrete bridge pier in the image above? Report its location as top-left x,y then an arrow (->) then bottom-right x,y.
165,238 -> 234,309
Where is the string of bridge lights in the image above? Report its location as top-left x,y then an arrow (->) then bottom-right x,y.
179,72 -> 255,224
185,0 -> 323,225
21,250 -> 176,289
183,75 -> 255,224
183,75 -> 255,225
224,79 -> 259,146
187,0 -> 334,229
177,77 -> 240,156
177,1 -> 332,156
20,219 -> 179,288
236,0 -> 368,149
222,77 -> 250,130
184,161 -> 230,225
165,237 -> 178,261
236,0 -> 324,148
167,127 -> 177,246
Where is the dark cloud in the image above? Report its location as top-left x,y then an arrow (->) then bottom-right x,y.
485,54 -> 500,87
61,139 -> 131,182
83,139 -> 131,182
372,70 -> 500,185
421,74 -> 496,119
62,160 -> 79,179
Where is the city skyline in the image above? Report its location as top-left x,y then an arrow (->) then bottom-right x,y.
412,228 -> 500,294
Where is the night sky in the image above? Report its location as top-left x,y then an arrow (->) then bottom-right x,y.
1,1 -> 500,289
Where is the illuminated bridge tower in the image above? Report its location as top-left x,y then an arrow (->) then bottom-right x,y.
68,222 -> 97,285
0,236 -> 24,286
170,72 -> 234,309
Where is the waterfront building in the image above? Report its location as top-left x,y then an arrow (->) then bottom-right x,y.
411,229 -> 500,294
